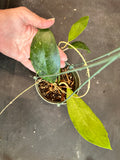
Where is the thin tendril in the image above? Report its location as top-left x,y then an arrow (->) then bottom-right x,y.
59,55 -> 118,105
40,51 -> 120,78
0,80 -> 40,115
1,46 -> 120,114
59,41 -> 90,98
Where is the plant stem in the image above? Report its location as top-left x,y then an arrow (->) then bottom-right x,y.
59,54 -> 119,105
40,51 -> 120,78
1,47 -> 120,114
70,47 -> 120,68
59,41 -> 90,98
87,47 -> 120,64
0,81 -> 39,115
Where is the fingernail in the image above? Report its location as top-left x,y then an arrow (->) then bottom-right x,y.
60,62 -> 66,68
62,55 -> 68,61
64,56 -> 68,61
49,18 -> 55,21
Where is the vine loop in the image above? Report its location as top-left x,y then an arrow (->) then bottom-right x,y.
58,41 -> 91,98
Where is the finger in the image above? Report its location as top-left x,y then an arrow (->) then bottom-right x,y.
22,7 -> 55,29
21,59 -> 36,72
58,47 -> 68,61
60,61 -> 66,68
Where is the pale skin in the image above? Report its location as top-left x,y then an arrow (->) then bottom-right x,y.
0,7 -> 67,72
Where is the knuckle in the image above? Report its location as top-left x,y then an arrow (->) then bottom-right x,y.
18,6 -> 28,12
19,6 -> 26,10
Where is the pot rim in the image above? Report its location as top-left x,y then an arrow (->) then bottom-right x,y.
35,66 -> 81,105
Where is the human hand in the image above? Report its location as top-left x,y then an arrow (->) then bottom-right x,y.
0,7 -> 67,72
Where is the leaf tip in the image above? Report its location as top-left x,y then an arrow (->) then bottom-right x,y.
107,144 -> 112,150
102,138 -> 112,150
68,16 -> 90,42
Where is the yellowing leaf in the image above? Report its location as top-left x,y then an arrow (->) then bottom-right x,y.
68,16 -> 89,42
67,88 -> 112,150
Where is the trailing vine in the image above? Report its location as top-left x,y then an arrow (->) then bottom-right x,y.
58,41 -> 90,98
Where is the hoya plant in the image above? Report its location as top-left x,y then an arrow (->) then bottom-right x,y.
1,16 -> 120,150
30,16 -> 112,150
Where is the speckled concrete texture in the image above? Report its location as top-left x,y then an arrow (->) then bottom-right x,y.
0,0 -> 120,160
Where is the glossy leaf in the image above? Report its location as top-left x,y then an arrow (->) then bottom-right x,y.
30,29 -> 60,83
68,41 -> 91,53
68,16 -> 89,42
67,88 -> 112,150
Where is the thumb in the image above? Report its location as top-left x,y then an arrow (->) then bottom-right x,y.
22,7 -> 55,29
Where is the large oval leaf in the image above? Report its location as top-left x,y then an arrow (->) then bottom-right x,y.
68,16 -> 89,42
67,88 -> 112,150
30,29 -> 60,83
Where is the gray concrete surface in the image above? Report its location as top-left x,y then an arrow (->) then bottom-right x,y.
0,0 -> 9,9
0,0 -> 120,160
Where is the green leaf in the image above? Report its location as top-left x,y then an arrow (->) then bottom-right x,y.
68,16 -> 89,42
68,41 -> 91,53
30,29 -> 60,83
67,88 -> 112,150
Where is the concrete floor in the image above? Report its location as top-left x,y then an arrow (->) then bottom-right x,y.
0,0 -> 120,160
